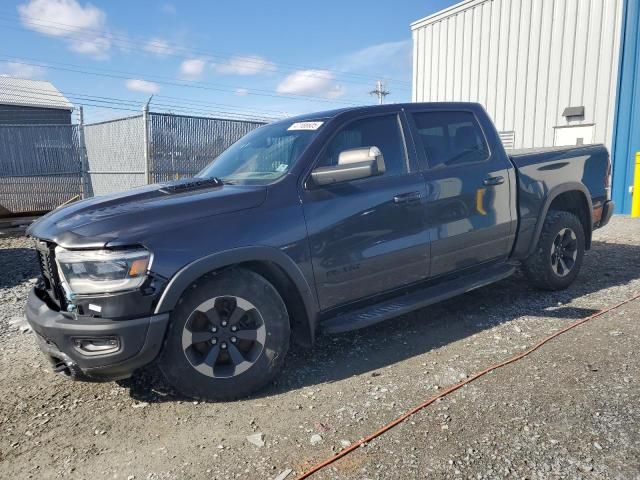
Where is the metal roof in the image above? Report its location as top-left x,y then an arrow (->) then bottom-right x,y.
0,77 -> 73,111
411,0 -> 483,29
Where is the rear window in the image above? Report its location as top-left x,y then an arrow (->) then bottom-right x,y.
411,111 -> 490,168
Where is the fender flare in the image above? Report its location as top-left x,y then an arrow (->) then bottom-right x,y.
526,182 -> 593,258
153,246 -> 319,338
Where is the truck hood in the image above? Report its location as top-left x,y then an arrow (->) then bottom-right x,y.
27,180 -> 267,249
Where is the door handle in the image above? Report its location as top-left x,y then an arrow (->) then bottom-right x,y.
483,176 -> 505,186
393,191 -> 423,204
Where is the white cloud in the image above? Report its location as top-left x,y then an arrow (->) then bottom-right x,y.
337,40 -> 411,73
179,58 -> 206,80
0,61 -> 47,79
276,69 -> 345,99
18,0 -> 106,37
17,0 -> 111,59
69,36 -> 111,59
125,79 -> 160,94
235,88 -> 249,96
213,55 -> 276,76
144,38 -> 175,57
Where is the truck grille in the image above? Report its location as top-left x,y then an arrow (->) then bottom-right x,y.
34,240 -> 66,310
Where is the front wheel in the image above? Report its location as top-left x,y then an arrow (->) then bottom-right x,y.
158,268 -> 290,400
523,210 -> 585,291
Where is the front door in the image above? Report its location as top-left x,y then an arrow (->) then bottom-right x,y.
408,109 -> 514,277
301,113 -> 430,311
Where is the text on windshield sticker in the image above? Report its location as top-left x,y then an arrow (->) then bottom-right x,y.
288,121 -> 324,131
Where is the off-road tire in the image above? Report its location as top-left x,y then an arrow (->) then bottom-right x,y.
158,268 -> 290,400
523,210 -> 585,291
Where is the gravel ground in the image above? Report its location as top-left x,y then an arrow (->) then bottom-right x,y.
0,216 -> 639,479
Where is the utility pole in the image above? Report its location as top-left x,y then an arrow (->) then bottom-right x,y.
370,80 -> 390,105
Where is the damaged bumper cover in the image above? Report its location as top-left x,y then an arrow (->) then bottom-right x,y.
25,288 -> 169,381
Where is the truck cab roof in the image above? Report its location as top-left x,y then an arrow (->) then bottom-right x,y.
283,102 -> 485,124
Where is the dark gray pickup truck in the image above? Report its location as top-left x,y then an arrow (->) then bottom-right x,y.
25,103 -> 614,400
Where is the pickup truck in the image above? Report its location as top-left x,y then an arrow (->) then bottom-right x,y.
25,103 -> 614,400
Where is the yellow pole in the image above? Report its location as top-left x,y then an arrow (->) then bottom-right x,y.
633,152 -> 640,218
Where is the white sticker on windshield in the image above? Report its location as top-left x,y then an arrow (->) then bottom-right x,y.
275,164 -> 288,172
288,121 -> 324,131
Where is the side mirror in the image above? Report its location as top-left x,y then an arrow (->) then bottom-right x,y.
311,147 -> 386,186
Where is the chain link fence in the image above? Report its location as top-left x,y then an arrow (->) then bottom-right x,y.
0,124 -> 82,215
149,113 -> 264,183
0,112 -> 265,215
84,115 -> 146,197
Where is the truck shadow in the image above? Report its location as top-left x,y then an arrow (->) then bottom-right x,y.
122,239 -> 640,403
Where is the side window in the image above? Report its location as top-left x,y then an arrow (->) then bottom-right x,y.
318,114 -> 408,176
412,111 -> 490,168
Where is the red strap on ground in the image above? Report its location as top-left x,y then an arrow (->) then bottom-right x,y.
295,292 -> 640,479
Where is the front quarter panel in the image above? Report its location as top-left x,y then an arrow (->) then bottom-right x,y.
146,178 -> 318,318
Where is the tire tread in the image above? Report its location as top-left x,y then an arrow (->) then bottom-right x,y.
523,210 -> 585,291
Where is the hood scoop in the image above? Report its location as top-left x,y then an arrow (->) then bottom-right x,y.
159,177 -> 224,194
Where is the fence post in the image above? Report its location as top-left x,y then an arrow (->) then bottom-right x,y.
143,103 -> 151,184
78,106 -> 89,199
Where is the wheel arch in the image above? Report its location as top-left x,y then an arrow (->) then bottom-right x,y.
154,247 -> 319,346
526,183 -> 593,258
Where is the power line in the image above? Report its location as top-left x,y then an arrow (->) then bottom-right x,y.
0,87 -> 285,120
153,95 -> 292,116
0,11 -> 412,89
0,85 -> 278,122
1,82 -> 291,117
0,54 -> 364,106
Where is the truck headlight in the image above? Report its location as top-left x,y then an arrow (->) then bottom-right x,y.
55,247 -> 151,295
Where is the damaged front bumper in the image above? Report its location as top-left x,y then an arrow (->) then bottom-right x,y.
25,288 -> 169,381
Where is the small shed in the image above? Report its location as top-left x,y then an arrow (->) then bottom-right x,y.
0,76 -> 73,125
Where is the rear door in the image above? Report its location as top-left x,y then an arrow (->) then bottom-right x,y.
407,108 -> 514,277
301,111 -> 430,311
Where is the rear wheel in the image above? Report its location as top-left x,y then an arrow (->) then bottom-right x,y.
523,210 -> 585,291
158,268 -> 290,400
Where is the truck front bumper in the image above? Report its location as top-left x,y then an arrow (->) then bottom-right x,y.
25,288 -> 169,381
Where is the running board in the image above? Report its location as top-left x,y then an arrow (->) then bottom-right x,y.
320,264 -> 515,334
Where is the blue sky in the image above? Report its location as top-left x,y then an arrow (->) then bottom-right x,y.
0,0 -> 457,122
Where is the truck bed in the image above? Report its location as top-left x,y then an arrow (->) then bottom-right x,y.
508,143 -> 611,260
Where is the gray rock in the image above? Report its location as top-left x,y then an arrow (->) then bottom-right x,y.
272,469 -> 293,480
246,433 -> 265,448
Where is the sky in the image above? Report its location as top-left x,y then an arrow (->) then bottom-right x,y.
0,0 -> 458,122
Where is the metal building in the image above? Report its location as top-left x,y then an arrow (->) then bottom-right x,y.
0,77 -> 73,125
411,0 -> 640,214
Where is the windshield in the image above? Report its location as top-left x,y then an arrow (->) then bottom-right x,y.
198,121 -> 323,185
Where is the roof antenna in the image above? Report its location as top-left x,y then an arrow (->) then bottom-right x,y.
370,80 -> 390,105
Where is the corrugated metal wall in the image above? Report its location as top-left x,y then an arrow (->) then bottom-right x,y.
0,105 -> 72,125
0,125 -> 82,213
411,0 -> 624,150
611,0 -> 640,213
